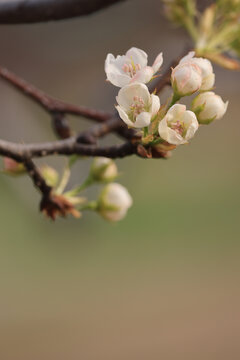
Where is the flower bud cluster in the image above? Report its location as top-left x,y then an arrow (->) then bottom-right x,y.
89,157 -> 132,221
105,47 -> 228,147
59,156 -> 132,222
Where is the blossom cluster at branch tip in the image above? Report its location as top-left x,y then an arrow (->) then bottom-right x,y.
105,47 -> 228,148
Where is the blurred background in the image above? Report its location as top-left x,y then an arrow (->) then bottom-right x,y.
0,0 -> 239,359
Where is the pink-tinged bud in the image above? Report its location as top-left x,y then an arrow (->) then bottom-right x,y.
171,62 -> 202,97
2,157 -> 26,176
91,157 -> 118,182
98,183 -> 132,222
192,91 -> 228,124
179,51 -> 215,91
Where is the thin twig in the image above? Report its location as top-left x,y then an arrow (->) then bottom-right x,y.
0,66 -> 111,122
22,158 -> 52,196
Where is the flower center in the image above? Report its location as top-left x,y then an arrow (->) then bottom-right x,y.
129,96 -> 145,121
122,62 -> 141,77
169,120 -> 186,136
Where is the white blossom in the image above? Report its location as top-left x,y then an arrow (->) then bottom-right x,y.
105,47 -> 163,87
158,104 -> 199,145
116,83 -> 160,128
179,51 -> 215,91
192,91 -> 228,124
91,157 -> 118,182
98,183 -> 133,222
171,61 -> 202,97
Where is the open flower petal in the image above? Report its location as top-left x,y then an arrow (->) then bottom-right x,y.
105,47 -> 163,87
167,103 -> 186,118
116,83 -> 151,110
135,112 -> 151,128
116,105 -> 134,127
116,83 -> 160,129
131,66 -> 154,84
158,104 -> 198,145
126,47 -> 148,67
150,94 -> 161,115
152,52 -> 163,73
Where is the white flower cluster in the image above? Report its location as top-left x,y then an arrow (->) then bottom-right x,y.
105,47 -> 228,146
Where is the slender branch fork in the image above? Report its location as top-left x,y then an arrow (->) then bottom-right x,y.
0,59 -> 175,203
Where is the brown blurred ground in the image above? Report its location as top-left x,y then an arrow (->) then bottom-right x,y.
0,0 -> 239,359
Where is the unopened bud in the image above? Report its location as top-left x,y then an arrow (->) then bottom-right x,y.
40,165 -> 59,187
98,183 -> 132,222
171,62 -> 202,97
2,157 -> 26,176
91,157 -> 118,182
179,52 -> 215,91
192,91 -> 228,124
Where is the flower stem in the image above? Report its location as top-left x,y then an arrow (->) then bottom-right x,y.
79,201 -> 98,212
168,92 -> 181,108
55,155 -> 79,195
143,126 -> 149,137
64,176 -> 94,197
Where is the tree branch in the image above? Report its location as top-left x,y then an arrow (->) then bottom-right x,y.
0,0 -> 126,24
0,65 -> 139,142
23,157 -> 52,196
0,137 -> 137,160
0,66 -> 111,122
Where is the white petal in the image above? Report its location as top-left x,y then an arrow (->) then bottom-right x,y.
107,72 -> 131,87
115,106 -> 134,127
152,52 -> 163,73
131,66 -> 153,84
158,118 -> 184,145
116,83 -> 151,111
103,208 -> 128,222
116,85 -> 136,110
126,47 -> 148,67
172,63 -> 202,96
135,112 -> 151,128
112,54 -> 129,69
166,128 -> 186,145
193,58 -> 213,78
167,104 -> 186,119
182,111 -> 199,140
150,94 -> 160,115
179,51 -> 195,64
105,183 -> 133,208
105,53 -> 132,87
200,73 -> 215,91
105,54 -> 127,73
158,117 -> 168,139
104,53 -> 115,72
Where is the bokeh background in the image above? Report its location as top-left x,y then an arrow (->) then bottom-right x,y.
0,0 -> 239,359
